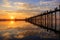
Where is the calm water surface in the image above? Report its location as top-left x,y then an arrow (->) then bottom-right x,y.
0,21 -> 59,40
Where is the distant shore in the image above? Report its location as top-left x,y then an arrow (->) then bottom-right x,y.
0,19 -> 25,21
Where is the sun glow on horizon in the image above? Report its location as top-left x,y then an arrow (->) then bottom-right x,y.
10,16 -> 15,19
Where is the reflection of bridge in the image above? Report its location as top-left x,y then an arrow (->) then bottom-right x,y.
25,5 -> 60,34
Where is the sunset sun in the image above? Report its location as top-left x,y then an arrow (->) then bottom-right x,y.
10,16 -> 15,19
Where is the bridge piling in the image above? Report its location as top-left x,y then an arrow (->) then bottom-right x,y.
25,5 -> 60,34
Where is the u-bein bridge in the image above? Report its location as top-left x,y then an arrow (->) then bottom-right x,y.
25,5 -> 60,34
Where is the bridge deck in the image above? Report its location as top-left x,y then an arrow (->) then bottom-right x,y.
25,5 -> 60,34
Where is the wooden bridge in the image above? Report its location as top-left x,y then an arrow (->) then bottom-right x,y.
25,5 -> 60,34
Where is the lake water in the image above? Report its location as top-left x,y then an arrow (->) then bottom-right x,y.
0,21 -> 59,40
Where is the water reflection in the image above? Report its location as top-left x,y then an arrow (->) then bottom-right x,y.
0,21 -> 59,40
0,21 -> 40,39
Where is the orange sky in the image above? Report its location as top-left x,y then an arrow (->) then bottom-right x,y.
0,0 -> 59,19
0,10 -> 34,19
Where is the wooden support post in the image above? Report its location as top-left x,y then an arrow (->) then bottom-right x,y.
55,7 -> 57,31
47,11 -> 48,31
47,11 -> 48,27
42,16 -> 43,26
50,11 -> 52,28
59,5 -> 60,37
44,15 -> 45,26
51,12 -> 53,29
59,5 -> 60,29
39,17 -> 41,25
35,17 -> 36,24
45,15 -> 46,27
41,15 -> 42,26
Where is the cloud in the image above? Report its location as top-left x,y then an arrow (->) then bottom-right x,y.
1,3 -> 12,8
0,0 -> 60,11
39,0 -> 59,8
1,0 -> 12,8
0,0 -> 60,18
12,1 -> 52,12
0,1 -> 51,17
13,2 -> 35,10
1,0 -> 58,11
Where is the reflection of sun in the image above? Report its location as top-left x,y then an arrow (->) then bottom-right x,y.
8,21 -> 15,28
10,21 -> 14,24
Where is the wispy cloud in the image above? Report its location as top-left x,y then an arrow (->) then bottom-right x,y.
0,0 -> 59,11
1,0 -> 12,8
0,0 -> 60,18
39,0 -> 59,9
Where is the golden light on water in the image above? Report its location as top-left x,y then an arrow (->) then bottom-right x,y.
7,21 -> 14,28
10,21 -> 14,24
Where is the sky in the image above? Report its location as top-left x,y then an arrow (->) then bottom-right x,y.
0,0 -> 60,19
